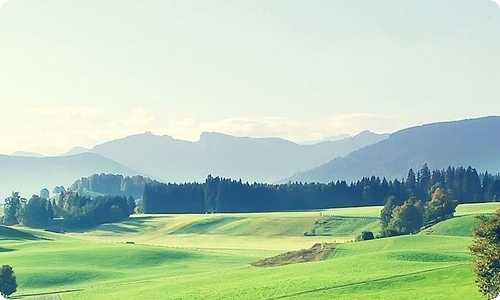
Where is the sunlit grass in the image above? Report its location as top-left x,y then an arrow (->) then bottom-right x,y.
0,203 -> 494,299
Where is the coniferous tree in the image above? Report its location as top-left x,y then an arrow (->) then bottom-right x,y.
204,175 -> 220,213
405,168 -> 416,197
417,163 -> 431,200
127,196 -> 136,215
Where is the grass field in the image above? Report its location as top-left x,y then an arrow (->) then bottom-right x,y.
1,203 -> 498,299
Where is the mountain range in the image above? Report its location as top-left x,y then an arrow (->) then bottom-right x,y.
2,116 -> 499,199
0,131 -> 386,198
90,130 -> 388,183
289,116 -> 500,183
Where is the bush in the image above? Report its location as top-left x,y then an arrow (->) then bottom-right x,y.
356,231 -> 375,241
361,231 -> 375,240
0,265 -> 17,298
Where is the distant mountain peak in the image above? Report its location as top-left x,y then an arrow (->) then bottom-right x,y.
355,130 -> 375,136
199,131 -> 234,139
63,147 -> 90,156
11,151 -> 44,158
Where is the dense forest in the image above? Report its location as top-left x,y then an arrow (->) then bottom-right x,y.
3,164 -> 500,230
139,164 -> 500,214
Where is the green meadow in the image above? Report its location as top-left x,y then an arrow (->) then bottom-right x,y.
1,203 -> 498,299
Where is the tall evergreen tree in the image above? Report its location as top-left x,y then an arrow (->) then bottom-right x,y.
416,163 -> 431,200
405,168 -> 416,198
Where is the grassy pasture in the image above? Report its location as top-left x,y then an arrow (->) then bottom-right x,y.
455,202 -> 500,216
310,216 -> 380,237
0,203 -> 497,299
422,215 -> 480,237
74,212 -> 374,255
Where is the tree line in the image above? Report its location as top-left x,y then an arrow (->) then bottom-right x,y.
3,164 -> 499,227
2,191 -> 132,229
139,164 -> 500,214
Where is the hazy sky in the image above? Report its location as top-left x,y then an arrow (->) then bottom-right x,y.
1,0 -> 499,156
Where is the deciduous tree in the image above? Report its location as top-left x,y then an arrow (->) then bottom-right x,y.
16,195 -> 49,228
426,187 -> 457,222
469,209 -> 500,299
387,202 -> 423,235
2,192 -> 22,226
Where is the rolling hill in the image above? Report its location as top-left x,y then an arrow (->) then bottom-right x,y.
90,130 -> 388,183
2,203 -> 497,299
290,116 -> 500,183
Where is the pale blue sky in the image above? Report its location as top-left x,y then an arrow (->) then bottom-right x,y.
1,0 -> 499,155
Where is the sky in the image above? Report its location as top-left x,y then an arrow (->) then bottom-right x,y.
0,0 -> 499,156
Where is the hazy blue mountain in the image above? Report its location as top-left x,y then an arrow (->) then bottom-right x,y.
289,116 -> 500,183
91,131 -> 388,183
0,152 -> 144,199
11,151 -> 44,157
63,147 -> 90,156
303,133 -> 352,144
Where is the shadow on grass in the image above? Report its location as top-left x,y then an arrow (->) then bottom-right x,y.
13,288 -> 83,299
123,215 -> 175,225
51,215 -> 170,234
0,225 -> 42,241
86,216 -> 175,233
93,223 -> 139,233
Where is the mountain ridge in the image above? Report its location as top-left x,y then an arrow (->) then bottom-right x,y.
90,130 -> 389,183
288,116 -> 500,183
0,152 -> 145,199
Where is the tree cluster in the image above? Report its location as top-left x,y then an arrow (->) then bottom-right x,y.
139,164 -> 498,214
53,191 -> 131,228
1,192 -> 54,228
2,191 -> 131,229
380,187 -> 457,236
69,174 -> 156,199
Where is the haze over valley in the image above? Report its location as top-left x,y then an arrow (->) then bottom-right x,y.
1,1 -> 500,299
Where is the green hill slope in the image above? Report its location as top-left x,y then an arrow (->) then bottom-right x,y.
0,225 -> 39,240
421,202 -> 499,237
76,212 -> 381,254
422,215 -> 480,237
2,203 -> 496,299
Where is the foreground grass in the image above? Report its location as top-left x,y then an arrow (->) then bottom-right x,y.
1,203 -> 496,299
64,235 -> 478,300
